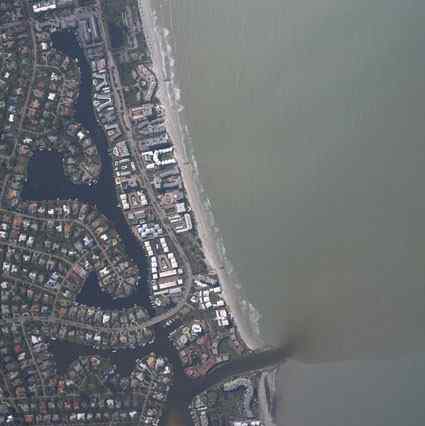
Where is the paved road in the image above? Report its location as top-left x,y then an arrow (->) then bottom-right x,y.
93,2 -> 195,325
0,4 -> 195,339
0,207 -> 130,291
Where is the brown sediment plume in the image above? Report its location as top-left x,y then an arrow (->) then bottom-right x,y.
166,410 -> 190,426
278,246 -> 425,363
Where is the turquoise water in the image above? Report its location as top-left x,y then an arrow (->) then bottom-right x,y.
155,0 -> 425,424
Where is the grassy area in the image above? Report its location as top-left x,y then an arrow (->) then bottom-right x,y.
217,337 -> 240,359
124,87 -> 141,108
118,61 -> 135,86
178,233 -> 208,275
104,0 -> 129,49
104,0 -> 128,26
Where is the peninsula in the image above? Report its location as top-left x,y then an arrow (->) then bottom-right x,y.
0,1 -> 284,424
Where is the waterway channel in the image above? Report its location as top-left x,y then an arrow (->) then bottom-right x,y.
20,30 -> 284,425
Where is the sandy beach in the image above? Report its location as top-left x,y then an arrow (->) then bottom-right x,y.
137,0 -> 263,350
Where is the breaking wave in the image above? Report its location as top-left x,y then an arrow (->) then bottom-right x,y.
150,3 -> 264,347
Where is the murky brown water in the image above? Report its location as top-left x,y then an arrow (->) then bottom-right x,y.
154,1 -> 425,425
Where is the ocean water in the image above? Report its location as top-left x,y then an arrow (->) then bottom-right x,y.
153,0 -> 425,425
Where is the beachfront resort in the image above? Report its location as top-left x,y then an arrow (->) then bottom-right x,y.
0,0 -> 274,424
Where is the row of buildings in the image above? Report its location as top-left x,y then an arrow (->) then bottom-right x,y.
24,43 -> 80,132
81,39 -> 190,306
0,4 -> 172,425
0,8 -> 34,158
32,0 -> 73,15
22,122 -> 102,185
0,201 -> 140,298
0,318 -> 170,423
113,0 -> 255,393
90,58 -> 123,141
0,200 -> 154,350
169,275 -> 246,378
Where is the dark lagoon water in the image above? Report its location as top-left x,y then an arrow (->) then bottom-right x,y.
20,30 -> 192,422
22,31 -> 152,312
20,29 -> 284,425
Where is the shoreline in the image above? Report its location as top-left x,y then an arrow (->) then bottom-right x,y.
137,0 -> 263,351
